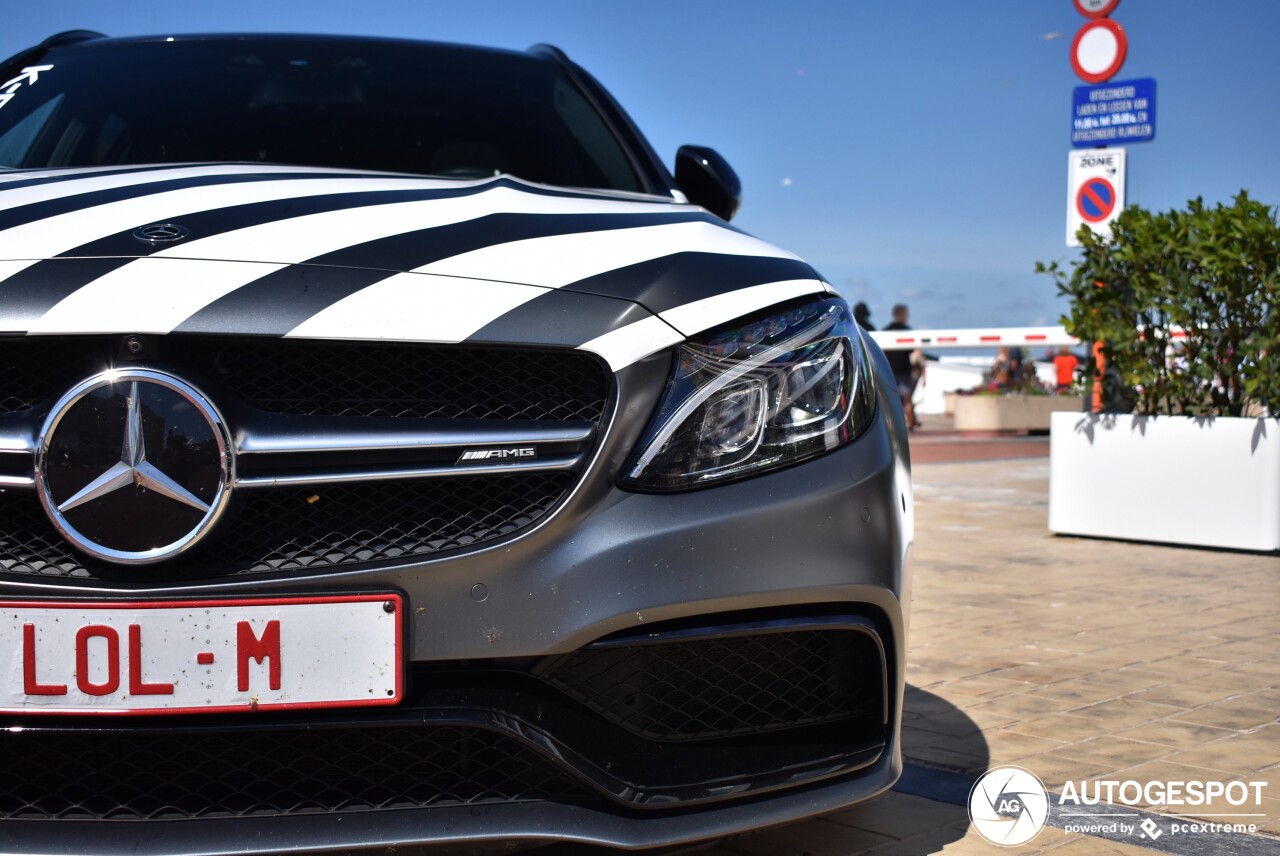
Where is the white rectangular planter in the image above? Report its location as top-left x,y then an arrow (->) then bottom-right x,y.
954,395 -> 1084,432
1049,412 -> 1280,552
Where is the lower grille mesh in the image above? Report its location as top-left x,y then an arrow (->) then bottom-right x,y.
0,625 -> 889,820
543,629 -> 884,741
0,473 -> 572,580
0,726 -> 592,819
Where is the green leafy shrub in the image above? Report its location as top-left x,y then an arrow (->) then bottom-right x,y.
1038,191 -> 1279,417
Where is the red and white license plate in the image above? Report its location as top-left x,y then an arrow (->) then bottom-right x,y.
0,594 -> 403,715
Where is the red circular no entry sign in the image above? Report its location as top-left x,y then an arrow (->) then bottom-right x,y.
1077,177 -> 1117,223
1071,18 -> 1128,83
1074,0 -> 1121,19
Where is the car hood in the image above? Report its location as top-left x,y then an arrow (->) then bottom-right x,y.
0,164 -> 828,370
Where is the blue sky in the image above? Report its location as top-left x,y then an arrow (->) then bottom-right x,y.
3,1 -> 1278,329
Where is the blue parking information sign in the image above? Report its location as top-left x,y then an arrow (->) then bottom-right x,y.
1071,78 -> 1156,147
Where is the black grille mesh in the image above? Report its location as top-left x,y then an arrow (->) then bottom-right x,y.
172,338 -> 609,422
0,338 -> 100,413
543,630 -> 884,741
0,726 -> 593,820
0,473 -> 572,580
0,336 -> 609,423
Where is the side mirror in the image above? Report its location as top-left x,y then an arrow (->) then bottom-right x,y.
675,145 -> 741,222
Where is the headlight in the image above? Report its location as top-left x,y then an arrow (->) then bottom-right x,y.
621,298 -> 876,491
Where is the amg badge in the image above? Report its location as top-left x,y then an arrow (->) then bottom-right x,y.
457,447 -> 538,464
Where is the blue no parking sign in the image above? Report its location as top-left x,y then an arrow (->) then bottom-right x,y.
1067,149 -> 1126,246
1077,177 -> 1117,223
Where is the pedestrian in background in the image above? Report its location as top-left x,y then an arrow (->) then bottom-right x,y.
991,347 -> 1012,390
854,302 -> 875,331
1008,346 -> 1026,388
1054,346 -> 1080,392
910,348 -> 927,403
883,303 -> 922,430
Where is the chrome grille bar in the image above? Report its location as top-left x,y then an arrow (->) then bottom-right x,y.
235,418 -> 594,455
234,454 -> 584,489
0,412 -> 594,489
0,422 -> 34,455
0,420 -> 34,487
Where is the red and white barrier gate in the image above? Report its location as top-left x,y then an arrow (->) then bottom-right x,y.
868,325 -> 1188,351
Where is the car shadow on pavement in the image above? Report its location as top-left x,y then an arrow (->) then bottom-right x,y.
547,684 -> 989,856
900,682 -> 992,780
870,682 -> 991,852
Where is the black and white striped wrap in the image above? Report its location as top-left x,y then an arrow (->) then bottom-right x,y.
0,164 -> 831,370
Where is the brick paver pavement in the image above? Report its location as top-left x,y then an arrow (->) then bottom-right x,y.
706,455 -> 1279,855
906,415 -> 1051,465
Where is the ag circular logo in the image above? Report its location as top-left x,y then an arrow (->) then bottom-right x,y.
35,369 -> 233,564
968,765 -> 1051,846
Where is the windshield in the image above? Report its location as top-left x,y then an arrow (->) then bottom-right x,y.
0,37 -> 642,192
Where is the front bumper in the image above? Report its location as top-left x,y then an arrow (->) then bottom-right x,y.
0,353 -> 913,853
0,764 -> 905,854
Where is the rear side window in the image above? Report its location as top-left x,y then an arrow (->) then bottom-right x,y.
0,39 -> 642,193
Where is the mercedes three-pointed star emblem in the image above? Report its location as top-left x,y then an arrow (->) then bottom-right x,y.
35,369 -> 233,565
56,381 -> 212,515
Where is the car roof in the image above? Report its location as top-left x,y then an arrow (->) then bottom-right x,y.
34,31 -> 555,63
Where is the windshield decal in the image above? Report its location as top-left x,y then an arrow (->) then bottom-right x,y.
0,65 -> 54,112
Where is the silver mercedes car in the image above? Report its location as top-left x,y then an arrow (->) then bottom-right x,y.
0,30 -> 913,854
